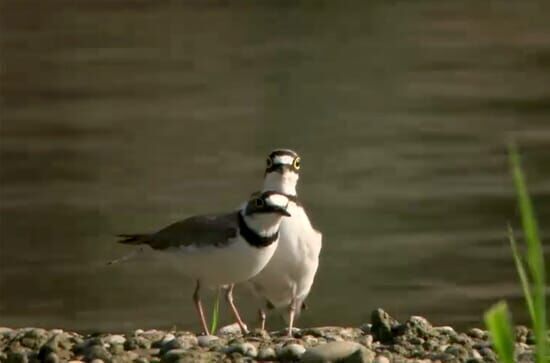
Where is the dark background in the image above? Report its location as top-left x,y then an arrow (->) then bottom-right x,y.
1,0 -> 549,333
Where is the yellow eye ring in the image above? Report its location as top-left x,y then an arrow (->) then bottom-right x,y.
293,157 -> 301,170
255,198 -> 265,208
266,157 -> 273,168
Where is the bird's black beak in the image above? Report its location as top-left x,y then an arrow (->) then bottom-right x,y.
271,205 -> 291,217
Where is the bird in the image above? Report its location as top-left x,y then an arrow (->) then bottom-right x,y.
117,191 -> 291,335
246,149 -> 322,336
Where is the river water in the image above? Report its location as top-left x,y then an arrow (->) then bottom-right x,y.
1,1 -> 550,332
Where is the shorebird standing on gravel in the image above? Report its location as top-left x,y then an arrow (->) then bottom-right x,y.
247,149 -> 322,336
117,191 -> 291,335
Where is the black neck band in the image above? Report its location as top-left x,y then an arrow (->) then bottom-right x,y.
238,213 -> 279,248
284,193 -> 299,204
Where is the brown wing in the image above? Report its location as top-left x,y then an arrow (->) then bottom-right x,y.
144,211 -> 239,250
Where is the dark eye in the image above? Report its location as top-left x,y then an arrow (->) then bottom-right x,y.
266,158 -> 273,168
293,157 -> 301,170
255,198 -> 265,207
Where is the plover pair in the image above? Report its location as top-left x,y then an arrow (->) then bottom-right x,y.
117,149 -> 322,336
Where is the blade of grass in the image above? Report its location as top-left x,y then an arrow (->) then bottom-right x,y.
210,288 -> 220,334
507,224 -> 535,323
509,143 -> 547,363
485,301 -> 516,363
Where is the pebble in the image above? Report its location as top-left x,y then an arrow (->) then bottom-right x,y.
277,343 -> 306,361
104,334 -> 126,345
257,347 -> 277,360
302,341 -> 375,363
161,349 -> 187,363
374,355 -> 390,363
84,345 -> 112,362
217,322 -> 247,335
0,310 -> 537,362
197,334 -> 219,348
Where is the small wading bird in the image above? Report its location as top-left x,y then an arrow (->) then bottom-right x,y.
246,149 -> 322,336
116,191 -> 291,335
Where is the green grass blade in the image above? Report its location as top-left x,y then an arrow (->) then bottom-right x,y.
210,288 -> 221,334
507,224 -> 536,323
485,301 -> 516,363
509,143 -> 547,363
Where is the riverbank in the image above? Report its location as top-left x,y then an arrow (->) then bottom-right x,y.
0,309 -> 535,362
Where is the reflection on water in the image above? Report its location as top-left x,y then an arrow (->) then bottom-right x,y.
1,1 -> 550,332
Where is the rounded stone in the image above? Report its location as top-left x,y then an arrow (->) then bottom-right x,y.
301,341 -> 375,363
217,323 -> 247,336
162,334 -> 176,344
6,352 -> 29,363
108,342 -> 125,355
161,349 -> 187,363
159,339 -> 183,356
90,360 -> 104,363
105,334 -> 126,345
197,335 -> 219,348
374,356 -> 390,363
238,342 -> 258,357
84,345 -> 112,362
257,347 -> 276,360
370,309 -> 398,343
277,343 -> 306,361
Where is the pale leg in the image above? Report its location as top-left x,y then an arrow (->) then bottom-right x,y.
193,280 -> 210,335
225,284 -> 249,334
287,300 -> 296,337
258,309 -> 267,331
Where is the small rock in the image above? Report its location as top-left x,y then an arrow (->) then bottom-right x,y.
357,335 -> 373,348
467,328 -> 487,340
257,347 -> 277,360
161,349 -> 187,363
359,324 -> 372,334
370,309 -> 398,343
134,358 -> 149,363
43,354 -> 60,363
224,342 -> 258,357
159,339 -> 183,356
6,352 -> 29,363
434,326 -> 457,335
161,334 -> 176,344
90,360 -> 104,363
124,335 -> 151,350
197,335 -> 219,348
301,341 -> 375,363
105,334 -> 126,345
374,356 -> 390,363
238,342 -> 258,357
217,323 -> 247,336
108,342 -> 124,355
277,343 -> 306,361
84,345 -> 112,362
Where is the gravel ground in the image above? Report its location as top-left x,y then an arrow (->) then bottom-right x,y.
0,309 -> 535,362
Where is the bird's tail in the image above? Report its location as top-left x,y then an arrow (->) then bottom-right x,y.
117,234 -> 150,245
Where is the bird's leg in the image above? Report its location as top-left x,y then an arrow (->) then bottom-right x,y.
225,284 -> 249,334
258,308 -> 267,331
287,299 -> 296,337
193,280 -> 210,335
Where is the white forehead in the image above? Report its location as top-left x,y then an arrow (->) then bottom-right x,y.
272,155 -> 294,165
265,194 -> 289,207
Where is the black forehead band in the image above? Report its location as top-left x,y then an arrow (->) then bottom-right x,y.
265,164 -> 299,173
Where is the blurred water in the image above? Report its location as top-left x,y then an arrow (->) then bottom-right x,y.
1,1 -> 550,332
